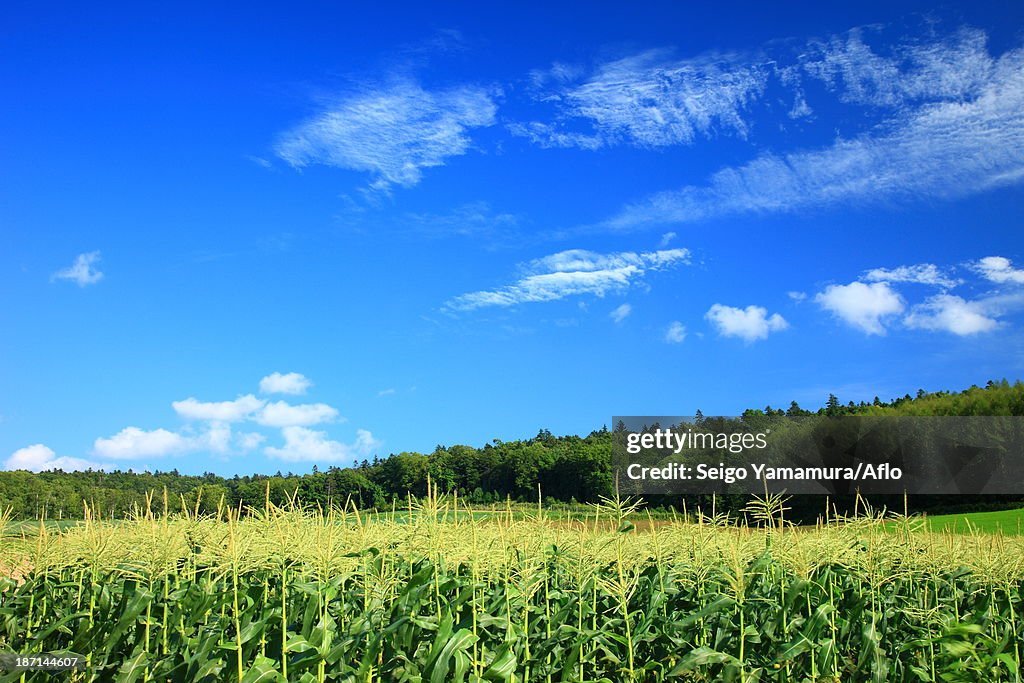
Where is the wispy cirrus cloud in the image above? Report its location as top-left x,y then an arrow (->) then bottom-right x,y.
52,251 -> 104,287
664,321 -> 687,344
513,49 -> 768,149
444,248 -> 689,312
801,27 -> 995,108
609,303 -> 632,324
275,79 -> 498,193
862,263 -> 960,289
586,30 -> 1024,231
398,202 -> 521,241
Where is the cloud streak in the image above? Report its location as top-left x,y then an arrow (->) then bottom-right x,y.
514,49 -> 768,149
275,79 -> 497,192
445,248 -> 689,311
862,264 -> 960,289
52,251 -> 104,287
596,33 -> 1024,230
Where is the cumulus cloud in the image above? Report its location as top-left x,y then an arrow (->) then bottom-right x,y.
445,248 -> 689,311
25,374 -> 376,467
93,427 -> 195,459
810,255 -> 1024,336
664,321 -> 687,343
51,251 -> 103,287
264,426 -> 380,463
235,432 -> 267,451
609,303 -> 632,323
973,256 -> 1024,284
815,281 -> 904,335
255,401 -> 340,428
862,263 -> 960,288
92,420 -> 247,459
172,394 -> 265,422
5,444 -> 108,472
259,372 -> 313,395
705,304 -> 788,342
788,291 -> 807,302
904,294 -> 999,335
275,79 -> 497,192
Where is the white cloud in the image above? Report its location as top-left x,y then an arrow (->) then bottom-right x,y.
973,256 -> 1024,284
664,321 -> 687,343
377,388 -> 397,397
275,79 -> 497,192
610,303 -> 632,324
517,49 -> 768,149
802,27 -> 994,108
201,422 -> 233,454
264,426 -> 380,463
60,375 -> 377,464
904,294 -> 999,335
705,304 -> 788,342
235,432 -> 266,451
5,444 -> 108,472
52,251 -> 103,287
445,248 -> 689,311
172,394 -> 265,422
94,427 -> 194,459
259,372 -> 313,395
601,37 -> 1024,230
862,263 -> 960,288
397,201 -> 521,241
255,401 -> 340,428
788,291 -> 807,302
815,281 -> 904,335
659,231 -> 677,247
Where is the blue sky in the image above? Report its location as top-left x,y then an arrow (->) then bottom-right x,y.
3,1 -> 1024,475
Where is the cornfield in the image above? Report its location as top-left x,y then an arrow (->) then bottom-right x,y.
1,489 -> 1023,682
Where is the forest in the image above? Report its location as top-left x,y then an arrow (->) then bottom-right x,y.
2,379 -> 1023,521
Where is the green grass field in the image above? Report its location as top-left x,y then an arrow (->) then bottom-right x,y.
919,507 -> 1024,535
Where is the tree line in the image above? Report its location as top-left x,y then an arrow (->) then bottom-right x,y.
2,380 -> 1022,521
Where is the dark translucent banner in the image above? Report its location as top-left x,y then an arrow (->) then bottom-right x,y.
612,415 -> 1024,494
